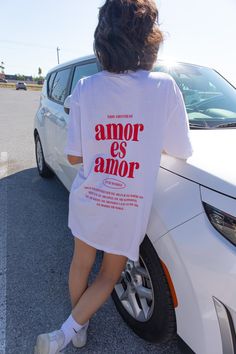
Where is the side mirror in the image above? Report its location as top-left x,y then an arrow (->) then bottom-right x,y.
64,95 -> 71,114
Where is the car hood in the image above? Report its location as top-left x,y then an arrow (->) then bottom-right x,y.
160,129 -> 236,198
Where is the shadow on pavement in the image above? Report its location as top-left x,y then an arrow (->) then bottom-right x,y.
4,168 -> 182,353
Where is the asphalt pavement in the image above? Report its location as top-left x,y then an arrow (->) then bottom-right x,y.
0,88 -> 183,354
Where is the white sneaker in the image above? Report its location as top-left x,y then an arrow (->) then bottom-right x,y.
71,320 -> 89,348
34,329 -> 66,354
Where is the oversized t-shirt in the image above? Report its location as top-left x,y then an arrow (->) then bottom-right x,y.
64,69 -> 193,261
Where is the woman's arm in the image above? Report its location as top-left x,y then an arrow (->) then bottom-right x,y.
64,81 -> 83,164
67,155 -> 83,165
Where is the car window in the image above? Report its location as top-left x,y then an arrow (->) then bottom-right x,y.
47,72 -> 56,97
153,63 -> 236,128
70,62 -> 98,94
50,68 -> 71,103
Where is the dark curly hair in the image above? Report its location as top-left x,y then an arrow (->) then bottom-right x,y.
94,0 -> 163,73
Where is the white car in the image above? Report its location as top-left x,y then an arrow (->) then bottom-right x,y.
33,55 -> 236,354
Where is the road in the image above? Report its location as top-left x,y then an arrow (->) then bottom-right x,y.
0,88 -> 184,353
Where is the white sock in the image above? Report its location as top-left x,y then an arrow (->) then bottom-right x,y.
60,313 -> 85,349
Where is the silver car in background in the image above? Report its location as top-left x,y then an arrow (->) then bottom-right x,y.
16,81 -> 27,90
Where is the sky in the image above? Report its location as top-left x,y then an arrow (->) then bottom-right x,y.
1,0 -> 236,85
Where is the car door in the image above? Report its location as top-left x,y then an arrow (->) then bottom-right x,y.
55,60 -> 99,189
38,71 -> 56,167
45,67 -> 72,172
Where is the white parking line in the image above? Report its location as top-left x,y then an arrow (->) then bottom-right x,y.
0,164 -> 7,354
0,152 -> 8,179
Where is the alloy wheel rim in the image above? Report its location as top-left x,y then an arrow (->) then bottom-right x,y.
114,255 -> 154,322
36,139 -> 43,172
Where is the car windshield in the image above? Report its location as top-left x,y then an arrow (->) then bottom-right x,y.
153,62 -> 236,129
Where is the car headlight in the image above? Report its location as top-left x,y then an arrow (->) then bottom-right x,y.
203,202 -> 236,246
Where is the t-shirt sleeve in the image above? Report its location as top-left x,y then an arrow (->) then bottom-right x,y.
162,78 -> 193,159
63,82 -> 83,156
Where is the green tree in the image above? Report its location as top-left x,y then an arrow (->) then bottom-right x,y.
16,73 -> 25,81
38,67 -> 42,76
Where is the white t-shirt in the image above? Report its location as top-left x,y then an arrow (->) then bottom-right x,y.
64,69 -> 193,261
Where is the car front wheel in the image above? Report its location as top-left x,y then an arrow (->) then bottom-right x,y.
111,235 -> 177,343
35,134 -> 54,178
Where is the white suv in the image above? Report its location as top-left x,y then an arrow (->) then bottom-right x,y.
34,55 -> 236,354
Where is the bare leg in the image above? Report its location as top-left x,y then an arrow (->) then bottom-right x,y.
71,251 -> 128,325
69,237 -> 97,309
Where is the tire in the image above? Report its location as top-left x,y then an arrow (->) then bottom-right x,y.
111,235 -> 177,343
35,134 -> 54,178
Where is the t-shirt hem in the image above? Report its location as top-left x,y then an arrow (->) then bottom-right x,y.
69,227 -> 139,262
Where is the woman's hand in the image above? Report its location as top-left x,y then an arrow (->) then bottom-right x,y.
67,155 -> 83,165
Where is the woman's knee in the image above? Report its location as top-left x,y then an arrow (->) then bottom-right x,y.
97,269 -> 121,286
72,236 -> 97,270
98,252 -> 128,285
71,258 -> 94,275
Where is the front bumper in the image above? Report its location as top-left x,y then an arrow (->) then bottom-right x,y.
153,211 -> 236,354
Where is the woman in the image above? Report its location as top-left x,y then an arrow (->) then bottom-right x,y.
34,0 -> 193,353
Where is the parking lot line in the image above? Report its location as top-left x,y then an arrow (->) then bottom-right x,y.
0,152 -> 8,179
0,174 -> 7,354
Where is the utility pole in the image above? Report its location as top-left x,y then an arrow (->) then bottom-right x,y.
0,61 -> 5,79
0,61 -> 5,73
56,47 -> 60,64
